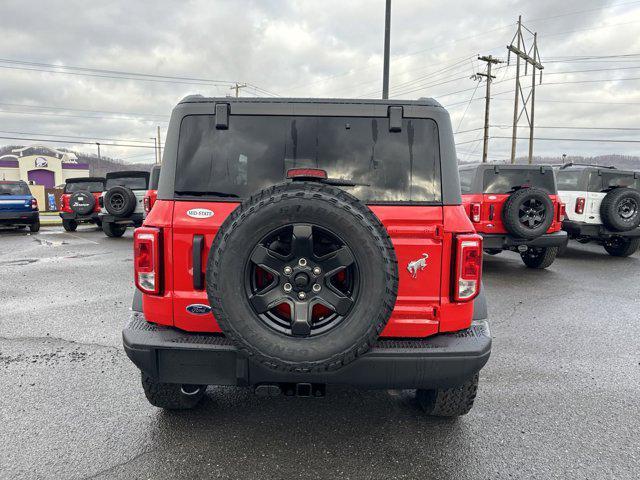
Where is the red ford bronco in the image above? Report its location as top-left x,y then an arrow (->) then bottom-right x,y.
59,177 -> 105,231
123,97 -> 491,417
459,164 -> 567,269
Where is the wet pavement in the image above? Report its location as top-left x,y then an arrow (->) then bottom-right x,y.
1,225 -> 638,479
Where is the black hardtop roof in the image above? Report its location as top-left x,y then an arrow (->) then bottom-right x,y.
459,163 -> 554,172
178,95 -> 443,108
105,170 -> 150,179
0,179 -> 27,184
65,176 -> 105,184
558,163 -> 639,176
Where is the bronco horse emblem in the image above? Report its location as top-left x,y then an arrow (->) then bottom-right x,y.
407,253 -> 429,278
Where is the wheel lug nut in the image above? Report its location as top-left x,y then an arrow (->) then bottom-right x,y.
298,291 -> 306,300
298,258 -> 307,267
283,283 -> 292,293
284,266 -> 293,275
312,266 -> 321,275
312,284 -> 321,292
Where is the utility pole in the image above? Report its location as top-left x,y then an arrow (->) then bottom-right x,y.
382,0 -> 391,99
150,137 -> 158,163
476,55 -> 503,163
230,83 -> 247,97
507,16 -> 543,164
157,126 -> 162,164
95,142 -> 101,160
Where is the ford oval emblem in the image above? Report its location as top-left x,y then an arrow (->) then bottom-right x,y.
187,208 -> 214,219
186,304 -> 212,315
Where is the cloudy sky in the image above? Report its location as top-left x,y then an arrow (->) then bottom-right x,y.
1,0 -> 639,164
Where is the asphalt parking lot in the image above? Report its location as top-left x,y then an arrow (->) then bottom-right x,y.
1,224 -> 638,479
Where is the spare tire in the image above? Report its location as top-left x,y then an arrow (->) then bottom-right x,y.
600,187 -> 640,232
206,181 -> 399,372
104,186 -> 137,217
502,187 -> 554,239
69,191 -> 95,215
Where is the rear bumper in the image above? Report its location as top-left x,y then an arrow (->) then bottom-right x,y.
60,211 -> 101,223
562,220 -> 640,239
98,212 -> 144,225
0,210 -> 39,225
482,230 -> 567,249
123,313 -> 492,389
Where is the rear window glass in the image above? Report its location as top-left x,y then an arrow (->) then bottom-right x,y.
483,168 -> 555,194
149,167 -> 161,189
65,181 -> 104,193
458,168 -> 475,194
555,170 -> 584,191
106,176 -> 147,190
589,172 -> 640,192
175,115 -> 441,203
0,182 -> 30,195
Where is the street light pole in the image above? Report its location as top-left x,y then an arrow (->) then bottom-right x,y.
96,142 -> 101,159
150,137 -> 158,163
382,0 -> 391,99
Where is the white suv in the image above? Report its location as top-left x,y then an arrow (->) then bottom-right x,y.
99,171 -> 149,237
556,163 -> 640,257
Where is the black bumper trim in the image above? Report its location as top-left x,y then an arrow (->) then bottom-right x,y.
122,313 -> 492,389
0,210 -> 39,225
99,212 -> 144,225
562,220 -> 640,239
482,230 -> 567,249
60,211 -> 101,222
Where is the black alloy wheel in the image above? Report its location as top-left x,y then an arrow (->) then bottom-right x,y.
518,198 -> 546,229
109,193 -> 125,211
245,223 -> 359,337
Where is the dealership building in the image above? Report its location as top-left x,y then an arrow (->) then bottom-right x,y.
0,145 -> 90,210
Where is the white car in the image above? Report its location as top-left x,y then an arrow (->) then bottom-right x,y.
99,171 -> 149,237
556,163 -> 640,257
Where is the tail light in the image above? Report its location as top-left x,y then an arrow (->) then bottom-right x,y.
453,234 -> 482,302
287,168 -> 327,179
470,203 -> 481,223
143,195 -> 151,213
31,198 -> 38,210
134,227 -> 161,295
575,197 -> 585,214
558,203 -> 566,221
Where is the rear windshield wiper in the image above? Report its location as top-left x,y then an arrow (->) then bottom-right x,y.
175,190 -> 239,198
321,178 -> 370,187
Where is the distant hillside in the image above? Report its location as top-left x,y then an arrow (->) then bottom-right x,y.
459,154 -> 640,170
0,145 -> 153,176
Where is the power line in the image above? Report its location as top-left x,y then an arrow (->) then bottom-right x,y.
492,135 -> 640,144
0,102 -> 167,119
492,125 -> 640,131
0,58 -> 279,96
285,0 -> 640,94
0,108 -> 169,123
0,129 -> 156,144
0,135 -> 157,149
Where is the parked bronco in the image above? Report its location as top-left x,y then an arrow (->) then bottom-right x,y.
123,97 -> 491,417
99,171 -> 149,237
459,164 -> 567,269
59,177 -> 105,231
0,180 -> 39,232
556,163 -> 640,257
